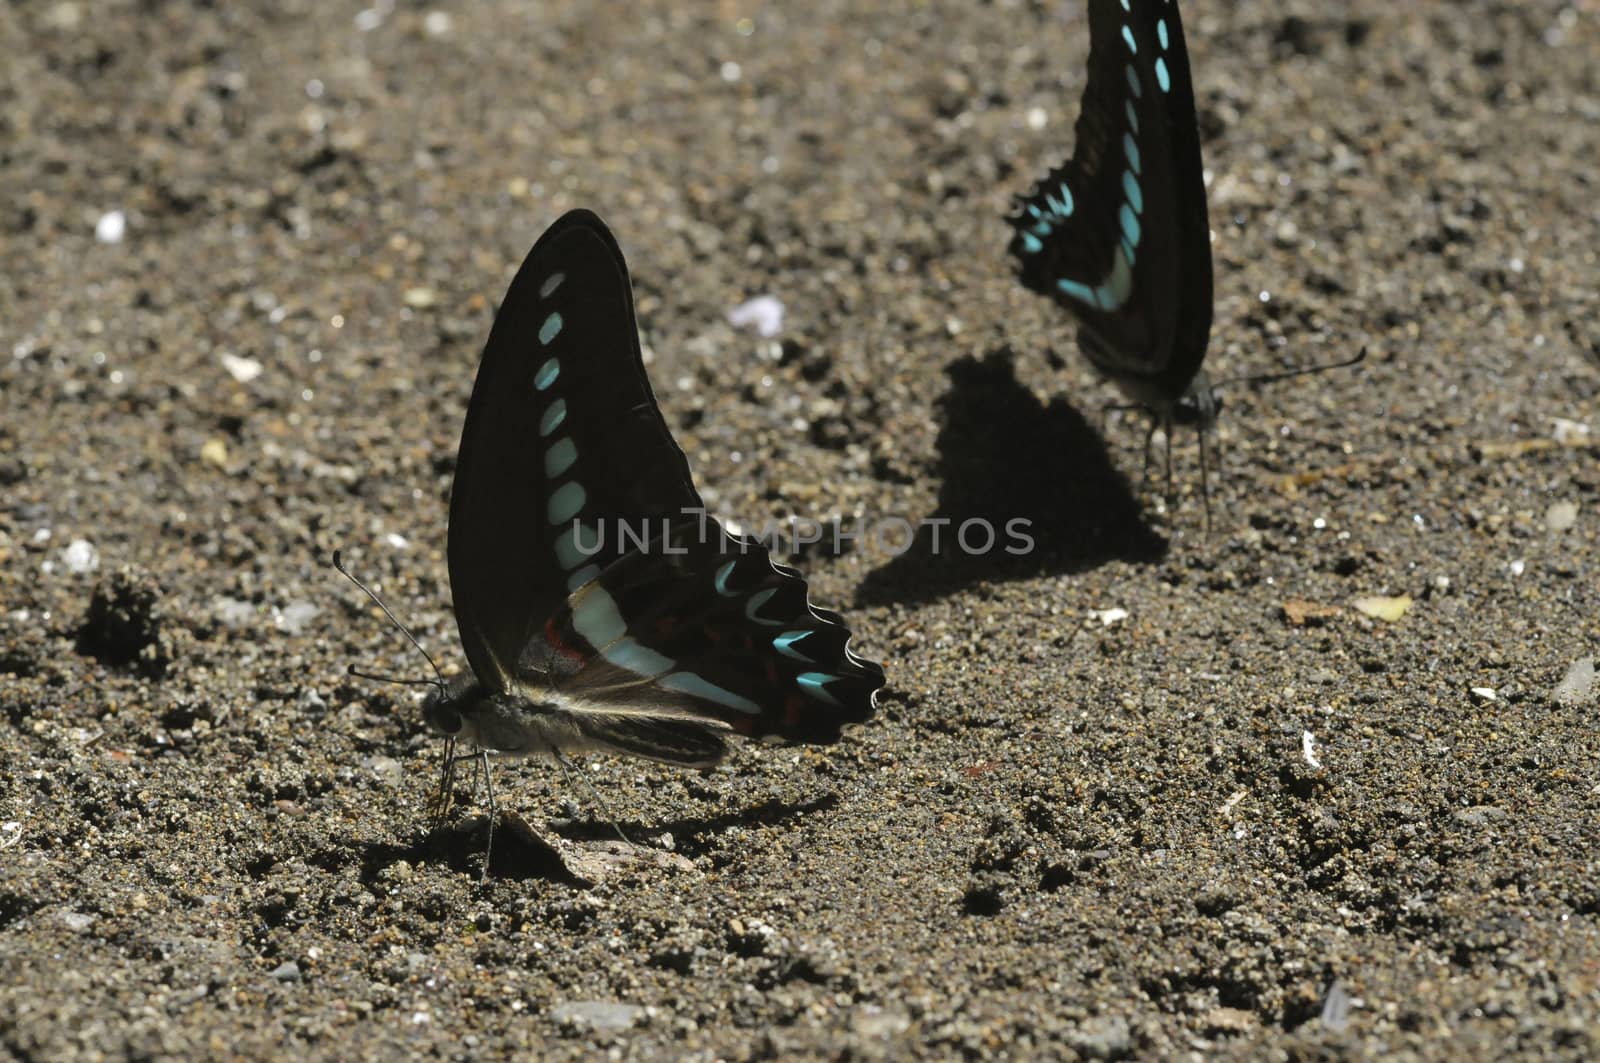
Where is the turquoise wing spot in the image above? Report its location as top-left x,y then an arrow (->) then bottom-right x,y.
743,588 -> 786,627
545,437 -> 577,478
1125,100 -> 1138,133
660,672 -> 761,715
1044,188 -> 1073,219
565,563 -> 601,592
1119,0 -> 1130,11
1059,277 -> 1095,307
1123,133 -> 1140,175
1058,244 -> 1134,312
1125,64 -> 1141,98
772,629 -> 814,662
1123,170 -> 1143,214
539,399 -> 567,437
1119,204 -> 1141,250
554,522 -> 601,570
796,672 -> 842,707
547,481 -> 585,525
1021,232 -> 1043,254
534,357 -> 560,391
1121,25 -> 1137,54
1157,19 -> 1169,51
602,637 -> 675,679
538,312 -> 563,345
1155,57 -> 1171,94
572,585 -> 626,647
713,560 -> 739,597
539,272 -> 565,298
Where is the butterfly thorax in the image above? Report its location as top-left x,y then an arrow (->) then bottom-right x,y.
1169,370 -> 1222,431
423,674 -> 570,757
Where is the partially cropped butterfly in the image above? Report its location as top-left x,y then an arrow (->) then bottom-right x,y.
380,210 -> 883,868
1008,0 -> 1360,519
1009,0 -> 1214,432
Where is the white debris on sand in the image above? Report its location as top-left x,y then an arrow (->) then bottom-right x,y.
62,538 -> 99,574
220,352 -> 264,383
95,210 -> 126,244
1553,656 -> 1595,707
728,295 -> 784,338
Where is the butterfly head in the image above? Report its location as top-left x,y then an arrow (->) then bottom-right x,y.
421,673 -> 479,737
1171,371 -> 1221,431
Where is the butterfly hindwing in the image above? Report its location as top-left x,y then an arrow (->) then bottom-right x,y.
1008,0 -> 1212,409
527,518 -> 883,744
447,210 -> 704,692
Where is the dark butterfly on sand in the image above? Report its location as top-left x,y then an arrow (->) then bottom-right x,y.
1008,0 -> 1216,435
1007,0 -> 1362,517
350,210 -> 883,869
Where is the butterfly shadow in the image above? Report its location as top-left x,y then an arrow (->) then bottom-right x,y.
348,792 -> 842,884
857,347 -> 1165,607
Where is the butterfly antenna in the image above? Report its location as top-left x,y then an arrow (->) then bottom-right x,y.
1211,346 -> 1368,391
347,667 -> 440,688
331,549 -> 446,689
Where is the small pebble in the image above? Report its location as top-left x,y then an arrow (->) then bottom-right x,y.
63,538 -> 99,574
274,600 -> 320,635
220,353 -> 263,383
200,438 -> 230,467
1545,501 -> 1578,532
1320,981 -> 1352,1032
60,910 -> 95,932
213,596 -> 257,628
95,210 -> 126,244
550,1001 -> 645,1032
1352,594 -> 1412,622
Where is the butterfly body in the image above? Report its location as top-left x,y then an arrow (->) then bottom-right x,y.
425,209 -> 880,811
423,679 -> 730,768
1008,0 -> 1214,427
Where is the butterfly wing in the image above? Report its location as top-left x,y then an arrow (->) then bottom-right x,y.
447,210 -> 703,693
450,212 -> 883,759
1008,0 -> 1213,409
520,517 -> 883,747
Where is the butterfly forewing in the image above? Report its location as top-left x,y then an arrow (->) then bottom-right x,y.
1008,0 -> 1212,407
447,210 -> 704,691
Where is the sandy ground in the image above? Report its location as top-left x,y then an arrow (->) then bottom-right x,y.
3,0 -> 1599,1058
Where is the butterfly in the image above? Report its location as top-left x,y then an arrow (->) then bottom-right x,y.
389,209 -> 884,871
1007,0 -> 1216,489
1007,0 -> 1363,522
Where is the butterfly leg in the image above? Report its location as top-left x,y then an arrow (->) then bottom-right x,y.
1140,414 -> 1160,484
1197,427 -> 1214,536
431,735 -> 458,819
1162,413 -> 1178,508
552,751 -> 632,846
475,746 -> 496,882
